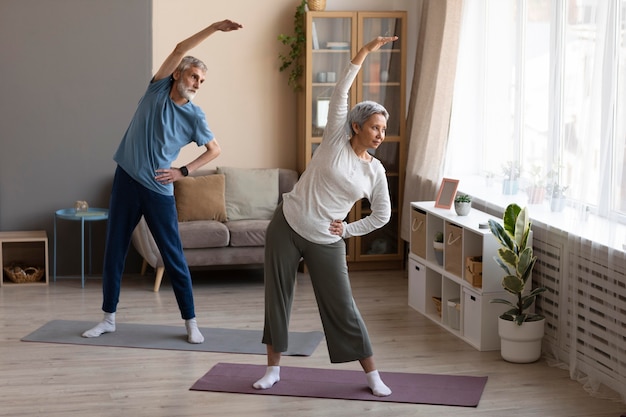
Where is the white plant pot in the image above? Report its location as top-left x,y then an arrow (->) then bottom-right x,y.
433,241 -> 444,265
454,201 -> 471,216
498,317 -> 545,363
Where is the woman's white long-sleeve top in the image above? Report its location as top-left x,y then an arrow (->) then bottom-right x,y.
282,62 -> 391,245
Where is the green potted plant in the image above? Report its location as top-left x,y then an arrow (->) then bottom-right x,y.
454,193 -> 472,216
502,161 -> 520,195
546,167 -> 568,212
277,0 -> 307,91
525,165 -> 545,204
488,203 -> 546,363
433,231 -> 444,266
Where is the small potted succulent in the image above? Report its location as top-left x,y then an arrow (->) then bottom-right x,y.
546,167 -> 568,212
548,183 -> 568,212
454,193 -> 472,216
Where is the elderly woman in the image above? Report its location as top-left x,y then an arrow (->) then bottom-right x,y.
253,36 -> 398,397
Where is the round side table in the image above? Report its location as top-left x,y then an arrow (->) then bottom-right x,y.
54,208 -> 109,288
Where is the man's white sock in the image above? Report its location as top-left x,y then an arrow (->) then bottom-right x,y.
82,312 -> 116,338
185,318 -> 204,344
366,370 -> 392,397
252,366 -> 280,389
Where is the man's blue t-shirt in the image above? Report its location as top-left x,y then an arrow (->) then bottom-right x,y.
114,76 -> 214,195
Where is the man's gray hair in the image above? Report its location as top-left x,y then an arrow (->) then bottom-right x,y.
176,56 -> 208,74
346,101 -> 390,136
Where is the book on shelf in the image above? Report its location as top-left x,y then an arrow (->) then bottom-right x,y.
312,22 -> 319,50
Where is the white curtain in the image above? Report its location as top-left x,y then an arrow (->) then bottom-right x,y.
400,0 -> 464,242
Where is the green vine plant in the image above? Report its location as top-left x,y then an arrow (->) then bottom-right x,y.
278,0 -> 307,91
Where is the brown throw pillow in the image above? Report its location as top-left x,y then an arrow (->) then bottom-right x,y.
174,174 -> 227,222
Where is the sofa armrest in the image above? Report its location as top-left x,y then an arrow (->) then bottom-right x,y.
131,216 -> 164,269
278,168 -> 299,201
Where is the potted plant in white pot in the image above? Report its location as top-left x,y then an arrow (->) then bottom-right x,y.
433,231 -> 444,266
548,183 -> 568,212
546,166 -> 568,212
502,161 -> 520,195
488,203 -> 546,363
525,165 -> 545,204
454,193 -> 472,216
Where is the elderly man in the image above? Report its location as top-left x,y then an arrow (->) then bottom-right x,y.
83,19 -> 243,343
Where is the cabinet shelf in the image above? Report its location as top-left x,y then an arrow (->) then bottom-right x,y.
0,230 -> 49,286
408,202 -> 509,351
299,10 -> 407,270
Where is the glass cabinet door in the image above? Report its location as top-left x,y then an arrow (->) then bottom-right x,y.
358,15 -> 404,137
309,15 -> 354,139
355,13 -> 405,261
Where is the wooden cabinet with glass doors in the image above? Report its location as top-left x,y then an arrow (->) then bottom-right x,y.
297,11 -> 407,270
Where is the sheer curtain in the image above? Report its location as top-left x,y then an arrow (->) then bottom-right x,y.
400,0 -> 464,242
445,0 -> 626,402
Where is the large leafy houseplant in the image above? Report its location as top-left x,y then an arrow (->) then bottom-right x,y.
488,204 -> 546,325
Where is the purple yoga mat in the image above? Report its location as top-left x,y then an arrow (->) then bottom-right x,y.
190,362 -> 488,407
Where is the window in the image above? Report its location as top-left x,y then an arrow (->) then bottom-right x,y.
446,0 -> 626,225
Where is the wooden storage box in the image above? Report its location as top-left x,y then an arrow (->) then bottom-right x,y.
444,222 -> 463,277
465,256 -> 483,288
410,208 -> 427,258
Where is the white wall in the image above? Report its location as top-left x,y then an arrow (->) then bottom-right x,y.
153,0 -> 419,171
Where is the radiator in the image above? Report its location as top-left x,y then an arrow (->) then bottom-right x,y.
533,227 -> 626,401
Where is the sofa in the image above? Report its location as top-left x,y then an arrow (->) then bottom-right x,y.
131,167 -> 299,291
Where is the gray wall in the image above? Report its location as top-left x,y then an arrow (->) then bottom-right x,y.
0,0 -> 151,275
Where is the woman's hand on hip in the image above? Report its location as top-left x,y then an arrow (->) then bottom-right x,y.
329,219 -> 344,236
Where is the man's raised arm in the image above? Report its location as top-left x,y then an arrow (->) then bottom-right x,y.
153,19 -> 243,81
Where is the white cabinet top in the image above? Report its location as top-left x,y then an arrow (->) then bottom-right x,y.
411,201 -> 500,234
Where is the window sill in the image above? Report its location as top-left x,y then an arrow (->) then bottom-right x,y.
457,176 -> 626,253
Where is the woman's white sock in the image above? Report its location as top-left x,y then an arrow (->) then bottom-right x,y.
185,318 -> 204,344
252,366 -> 280,389
366,370 -> 392,397
82,312 -> 116,338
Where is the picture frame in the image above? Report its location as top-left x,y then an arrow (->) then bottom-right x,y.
434,178 -> 459,209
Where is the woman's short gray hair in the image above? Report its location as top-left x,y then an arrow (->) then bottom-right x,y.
346,101 -> 390,136
176,56 -> 208,74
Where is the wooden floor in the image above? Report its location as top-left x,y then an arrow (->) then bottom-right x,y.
1,268 -> 624,417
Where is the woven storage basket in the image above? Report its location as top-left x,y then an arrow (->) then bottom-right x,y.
432,296 -> 442,316
465,256 -> 483,288
4,265 -> 44,283
308,0 -> 326,11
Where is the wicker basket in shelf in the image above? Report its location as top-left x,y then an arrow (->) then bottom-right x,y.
3,265 -> 44,283
432,296 -> 442,316
308,0 -> 326,11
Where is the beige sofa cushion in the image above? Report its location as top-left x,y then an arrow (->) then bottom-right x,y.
178,221 -> 229,249
217,166 -> 279,221
174,174 -> 227,222
227,219 -> 271,247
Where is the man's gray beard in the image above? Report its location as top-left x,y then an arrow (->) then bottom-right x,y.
177,82 -> 196,101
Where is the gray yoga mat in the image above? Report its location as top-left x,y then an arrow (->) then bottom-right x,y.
22,320 -> 324,356
190,362 -> 489,407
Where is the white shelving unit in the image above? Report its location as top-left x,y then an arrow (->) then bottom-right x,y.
408,201 -> 509,351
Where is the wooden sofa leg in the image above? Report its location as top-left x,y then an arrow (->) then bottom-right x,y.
141,258 -> 148,276
153,267 -> 165,292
